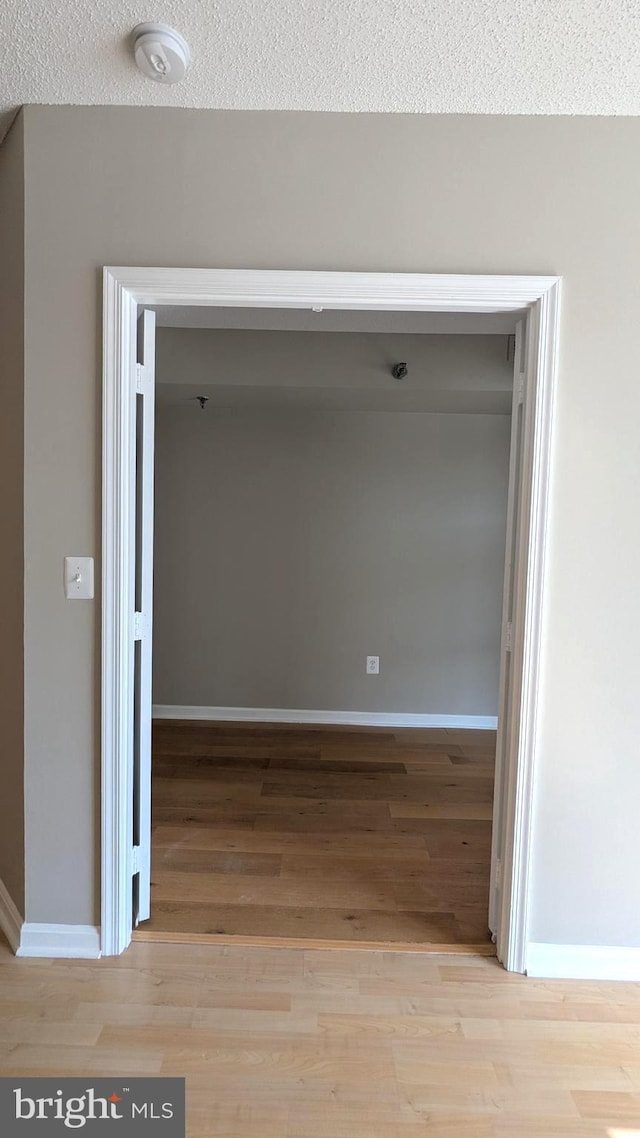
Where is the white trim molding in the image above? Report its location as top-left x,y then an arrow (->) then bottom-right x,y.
152,705 -> 498,730
103,268 -> 562,965
103,269 -> 560,312
527,942 -> 640,982
17,924 -> 101,960
102,269 -> 138,956
0,877 -> 23,955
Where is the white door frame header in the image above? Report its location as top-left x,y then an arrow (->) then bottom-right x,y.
104,268 -> 559,314
102,267 -> 561,962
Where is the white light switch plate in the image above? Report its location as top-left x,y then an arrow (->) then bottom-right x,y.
64,557 -> 94,599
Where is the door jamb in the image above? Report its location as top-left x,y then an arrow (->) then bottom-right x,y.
101,268 -> 561,963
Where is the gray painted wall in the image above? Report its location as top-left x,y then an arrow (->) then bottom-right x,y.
0,113 -> 25,916
16,106 -> 640,948
153,406 -> 511,715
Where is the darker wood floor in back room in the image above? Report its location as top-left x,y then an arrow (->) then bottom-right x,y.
136,722 -> 496,950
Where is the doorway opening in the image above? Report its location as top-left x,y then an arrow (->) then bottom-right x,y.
146,317 -> 512,950
102,269 -> 561,971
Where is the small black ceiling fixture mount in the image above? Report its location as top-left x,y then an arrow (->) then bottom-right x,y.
391,362 -> 408,380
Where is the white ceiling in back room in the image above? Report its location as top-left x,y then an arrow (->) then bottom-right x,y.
1,0 -> 640,142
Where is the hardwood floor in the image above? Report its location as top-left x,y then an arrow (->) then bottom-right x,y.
139,722 -> 496,949
2,936 -> 640,1136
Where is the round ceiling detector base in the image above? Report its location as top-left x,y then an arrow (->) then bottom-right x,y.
132,22 -> 191,85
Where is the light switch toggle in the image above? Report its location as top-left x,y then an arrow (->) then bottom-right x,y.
64,557 -> 94,599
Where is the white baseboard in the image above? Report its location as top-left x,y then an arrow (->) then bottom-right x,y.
0,877 -> 23,955
17,924 -> 102,959
152,705 -> 498,730
0,881 -> 100,960
527,942 -> 640,982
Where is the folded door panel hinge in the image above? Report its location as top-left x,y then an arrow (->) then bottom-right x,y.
136,363 -> 152,395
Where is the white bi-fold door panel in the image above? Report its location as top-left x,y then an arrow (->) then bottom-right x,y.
489,319 -> 527,942
132,308 -> 156,925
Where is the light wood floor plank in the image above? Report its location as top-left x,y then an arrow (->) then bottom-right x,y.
2,938 -> 640,1135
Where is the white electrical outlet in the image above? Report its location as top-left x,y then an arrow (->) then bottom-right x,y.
366,655 -> 380,675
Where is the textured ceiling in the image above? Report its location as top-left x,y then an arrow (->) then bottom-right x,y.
2,0 -> 640,142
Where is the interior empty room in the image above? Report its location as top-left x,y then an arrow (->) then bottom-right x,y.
3,6 -> 640,1133
143,313 -> 515,947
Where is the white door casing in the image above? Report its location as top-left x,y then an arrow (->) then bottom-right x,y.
102,269 -> 561,962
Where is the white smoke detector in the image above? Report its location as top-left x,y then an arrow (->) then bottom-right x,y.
132,23 -> 191,85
